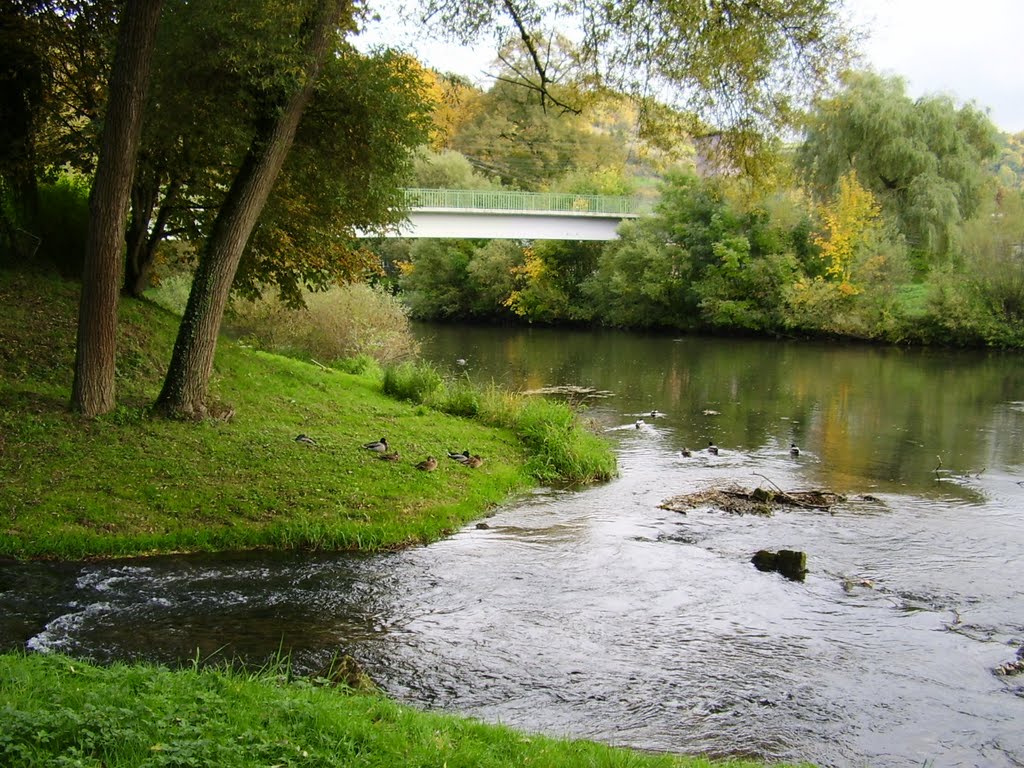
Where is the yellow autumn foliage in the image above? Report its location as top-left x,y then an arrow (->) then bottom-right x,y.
812,170 -> 881,295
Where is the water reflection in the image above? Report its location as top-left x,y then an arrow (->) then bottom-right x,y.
417,324 -> 1024,497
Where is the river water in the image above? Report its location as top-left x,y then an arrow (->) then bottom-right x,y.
2,326 -> 1023,767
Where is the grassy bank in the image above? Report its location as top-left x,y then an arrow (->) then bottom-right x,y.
0,269 -> 612,560
0,653 -> 803,768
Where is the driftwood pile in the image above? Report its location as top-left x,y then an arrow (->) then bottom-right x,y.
660,484 -> 845,516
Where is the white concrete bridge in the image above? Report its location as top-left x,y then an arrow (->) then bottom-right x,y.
360,188 -> 642,241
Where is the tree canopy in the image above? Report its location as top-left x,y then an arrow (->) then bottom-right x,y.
420,0 -> 855,165
796,71 -> 999,259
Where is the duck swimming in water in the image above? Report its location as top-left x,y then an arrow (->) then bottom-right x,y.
680,447 -> 692,457
707,440 -> 719,455
790,442 -> 800,456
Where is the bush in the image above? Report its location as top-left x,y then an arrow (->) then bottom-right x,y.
383,360 -> 443,402
222,282 -> 420,365
431,376 -> 481,417
34,175 -> 91,276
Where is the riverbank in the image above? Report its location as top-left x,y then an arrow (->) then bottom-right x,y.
0,652 -> 807,767
0,268 -> 611,560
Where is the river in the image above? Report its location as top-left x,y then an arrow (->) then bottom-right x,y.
2,325 -> 1023,767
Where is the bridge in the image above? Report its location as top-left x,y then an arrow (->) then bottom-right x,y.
359,188 -> 643,241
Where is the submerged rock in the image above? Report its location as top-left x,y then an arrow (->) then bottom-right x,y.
752,549 -> 807,582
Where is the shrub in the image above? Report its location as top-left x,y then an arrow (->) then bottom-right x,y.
34,175 -> 91,276
221,282 -> 420,364
431,376 -> 481,417
383,360 -> 443,402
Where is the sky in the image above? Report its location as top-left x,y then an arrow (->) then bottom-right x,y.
853,0 -> 1023,133
357,0 -> 1024,134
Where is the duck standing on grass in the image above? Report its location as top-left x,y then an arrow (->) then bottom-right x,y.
416,456 -> 438,471
363,437 -> 388,452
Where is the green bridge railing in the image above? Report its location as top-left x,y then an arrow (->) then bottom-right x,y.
402,188 -> 641,216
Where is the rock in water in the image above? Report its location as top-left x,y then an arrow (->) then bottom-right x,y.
752,549 -> 807,582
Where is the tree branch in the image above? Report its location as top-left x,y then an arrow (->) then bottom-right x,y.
498,0 -> 581,115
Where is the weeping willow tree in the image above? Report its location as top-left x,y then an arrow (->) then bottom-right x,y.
796,71 -> 999,261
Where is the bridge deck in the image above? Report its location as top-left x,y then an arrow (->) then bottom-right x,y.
356,189 -> 642,240
403,188 -> 641,216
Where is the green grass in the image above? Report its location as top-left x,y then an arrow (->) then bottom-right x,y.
0,268 -> 614,560
383,363 -> 618,484
0,652 -> 804,768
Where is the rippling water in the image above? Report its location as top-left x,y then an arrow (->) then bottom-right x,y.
2,328 -> 1023,767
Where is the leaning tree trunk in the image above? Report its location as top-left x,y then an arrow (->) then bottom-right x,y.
71,0 -> 163,416
155,0 -> 345,419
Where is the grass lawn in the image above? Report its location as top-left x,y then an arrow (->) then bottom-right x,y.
0,268 -> 585,559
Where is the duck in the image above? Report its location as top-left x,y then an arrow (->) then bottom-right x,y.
465,455 -> 483,468
415,456 -> 438,471
448,449 -> 471,463
680,447 -> 692,457
295,433 -> 317,446
790,442 -> 800,456
378,451 -> 401,462
635,419 -> 645,429
707,440 -> 719,455
363,437 -> 388,452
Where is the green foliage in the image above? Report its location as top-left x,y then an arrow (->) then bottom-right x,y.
382,360 -> 444,403
797,71 -> 999,261
399,239 -> 478,319
583,221 -> 693,328
993,131 -> 1024,190
381,361 -> 616,483
410,148 -> 498,189
222,282 -> 420,365
429,0 -> 853,174
465,239 -> 524,316
431,375 -> 482,417
697,247 -> 800,331
585,172 -> 812,331
30,174 -> 91,276
499,394 -> 617,484
236,46 -> 434,305
448,79 -> 629,190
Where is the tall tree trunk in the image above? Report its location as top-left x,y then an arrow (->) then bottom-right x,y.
155,0 -> 345,418
71,0 -> 163,416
